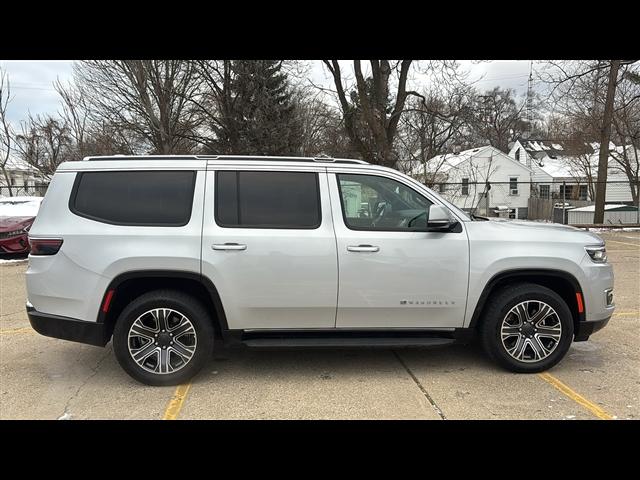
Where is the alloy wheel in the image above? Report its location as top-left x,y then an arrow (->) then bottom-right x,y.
500,300 -> 562,363
127,308 -> 197,374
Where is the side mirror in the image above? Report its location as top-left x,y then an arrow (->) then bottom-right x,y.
426,205 -> 457,231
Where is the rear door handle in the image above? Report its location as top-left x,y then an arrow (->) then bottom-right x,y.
212,243 -> 247,251
347,245 -> 380,253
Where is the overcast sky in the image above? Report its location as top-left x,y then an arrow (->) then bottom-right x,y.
0,60 -> 534,126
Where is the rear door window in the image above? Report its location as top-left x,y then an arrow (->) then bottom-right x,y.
215,171 -> 321,229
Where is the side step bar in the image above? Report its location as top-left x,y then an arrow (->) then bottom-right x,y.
242,336 -> 456,349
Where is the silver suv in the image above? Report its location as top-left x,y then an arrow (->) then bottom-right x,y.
26,155 -> 615,385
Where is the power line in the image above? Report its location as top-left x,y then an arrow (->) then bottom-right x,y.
8,86 -> 56,91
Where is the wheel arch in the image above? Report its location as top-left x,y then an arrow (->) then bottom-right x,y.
467,269 -> 585,333
97,270 -> 229,343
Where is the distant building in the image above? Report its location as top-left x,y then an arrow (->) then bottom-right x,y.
0,156 -> 47,197
413,145 -> 533,219
508,139 -> 635,204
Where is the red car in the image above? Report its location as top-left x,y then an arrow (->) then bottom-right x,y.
0,197 -> 43,255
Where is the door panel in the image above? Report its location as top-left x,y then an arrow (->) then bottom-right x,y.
201,168 -> 338,330
329,171 -> 469,329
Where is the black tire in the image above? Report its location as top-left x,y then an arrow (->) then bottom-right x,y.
113,289 -> 214,386
479,282 -> 574,373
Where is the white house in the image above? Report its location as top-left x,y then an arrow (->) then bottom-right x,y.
0,156 -> 46,197
413,145 -> 533,219
508,139 -> 636,204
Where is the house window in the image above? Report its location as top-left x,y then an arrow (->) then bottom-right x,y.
539,185 -> 550,199
461,178 -> 469,196
515,148 -> 521,161
509,177 -> 518,195
579,185 -> 588,201
559,184 -> 574,199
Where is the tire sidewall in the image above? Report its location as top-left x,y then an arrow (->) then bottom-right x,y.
113,292 -> 214,386
484,286 -> 574,373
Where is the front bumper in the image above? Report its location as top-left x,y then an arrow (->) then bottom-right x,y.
27,304 -> 109,347
574,316 -> 610,342
0,233 -> 29,253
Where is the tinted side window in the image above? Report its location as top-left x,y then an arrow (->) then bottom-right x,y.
71,171 -> 196,226
215,171 -> 321,229
337,173 -> 432,231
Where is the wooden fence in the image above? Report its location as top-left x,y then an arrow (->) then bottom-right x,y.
527,197 -> 593,221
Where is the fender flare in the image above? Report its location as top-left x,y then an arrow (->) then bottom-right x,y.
467,268 -> 585,329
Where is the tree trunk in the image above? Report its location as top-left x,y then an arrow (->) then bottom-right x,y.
1,168 -> 13,196
594,60 -> 621,224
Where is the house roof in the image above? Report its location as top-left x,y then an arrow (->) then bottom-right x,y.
426,145 -> 533,174
519,140 -> 633,180
515,138 -> 619,159
569,204 -> 637,212
4,156 -> 41,173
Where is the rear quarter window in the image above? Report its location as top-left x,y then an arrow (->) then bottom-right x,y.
70,170 -> 196,226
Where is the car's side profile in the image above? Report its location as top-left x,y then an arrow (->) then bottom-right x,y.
25,155 -> 614,385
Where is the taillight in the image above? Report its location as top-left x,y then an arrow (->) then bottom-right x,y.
28,237 -> 63,255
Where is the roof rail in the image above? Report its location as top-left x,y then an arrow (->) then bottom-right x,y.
82,154 -> 368,165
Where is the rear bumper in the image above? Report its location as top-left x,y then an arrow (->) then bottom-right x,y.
574,316 -> 610,342
0,233 -> 29,253
27,304 -> 109,347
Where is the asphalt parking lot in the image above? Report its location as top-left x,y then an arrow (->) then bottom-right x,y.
1,231 -> 638,420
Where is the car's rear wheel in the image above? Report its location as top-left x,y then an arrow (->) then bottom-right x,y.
480,283 -> 574,373
113,290 -> 214,386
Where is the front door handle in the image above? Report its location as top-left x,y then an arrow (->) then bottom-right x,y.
212,243 -> 247,251
347,245 -> 380,253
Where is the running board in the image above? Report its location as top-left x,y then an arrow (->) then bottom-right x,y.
242,336 -> 456,349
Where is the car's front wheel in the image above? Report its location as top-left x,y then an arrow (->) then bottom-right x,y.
113,290 -> 214,386
480,283 -> 574,373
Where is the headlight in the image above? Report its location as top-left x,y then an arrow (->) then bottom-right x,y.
585,245 -> 607,263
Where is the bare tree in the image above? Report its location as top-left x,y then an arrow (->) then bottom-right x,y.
55,79 -> 90,158
469,87 -> 529,152
321,60 -> 415,167
14,114 -> 73,177
74,61 -> 203,154
395,84 -> 473,183
541,60 -> 638,222
294,88 -> 352,157
189,60 -> 239,153
0,68 -> 14,194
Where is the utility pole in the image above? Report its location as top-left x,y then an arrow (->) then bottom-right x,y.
525,61 -> 534,138
594,60 -> 621,224
478,95 -> 491,145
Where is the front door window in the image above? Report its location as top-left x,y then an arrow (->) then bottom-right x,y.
337,174 -> 433,231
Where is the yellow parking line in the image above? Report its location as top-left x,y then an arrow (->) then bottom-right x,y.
0,327 -> 34,335
538,372 -> 613,420
612,311 -> 640,317
162,382 -> 192,420
606,239 -> 640,248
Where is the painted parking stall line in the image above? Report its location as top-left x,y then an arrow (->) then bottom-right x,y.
0,327 -> 34,335
162,382 -> 192,420
538,372 -> 613,420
